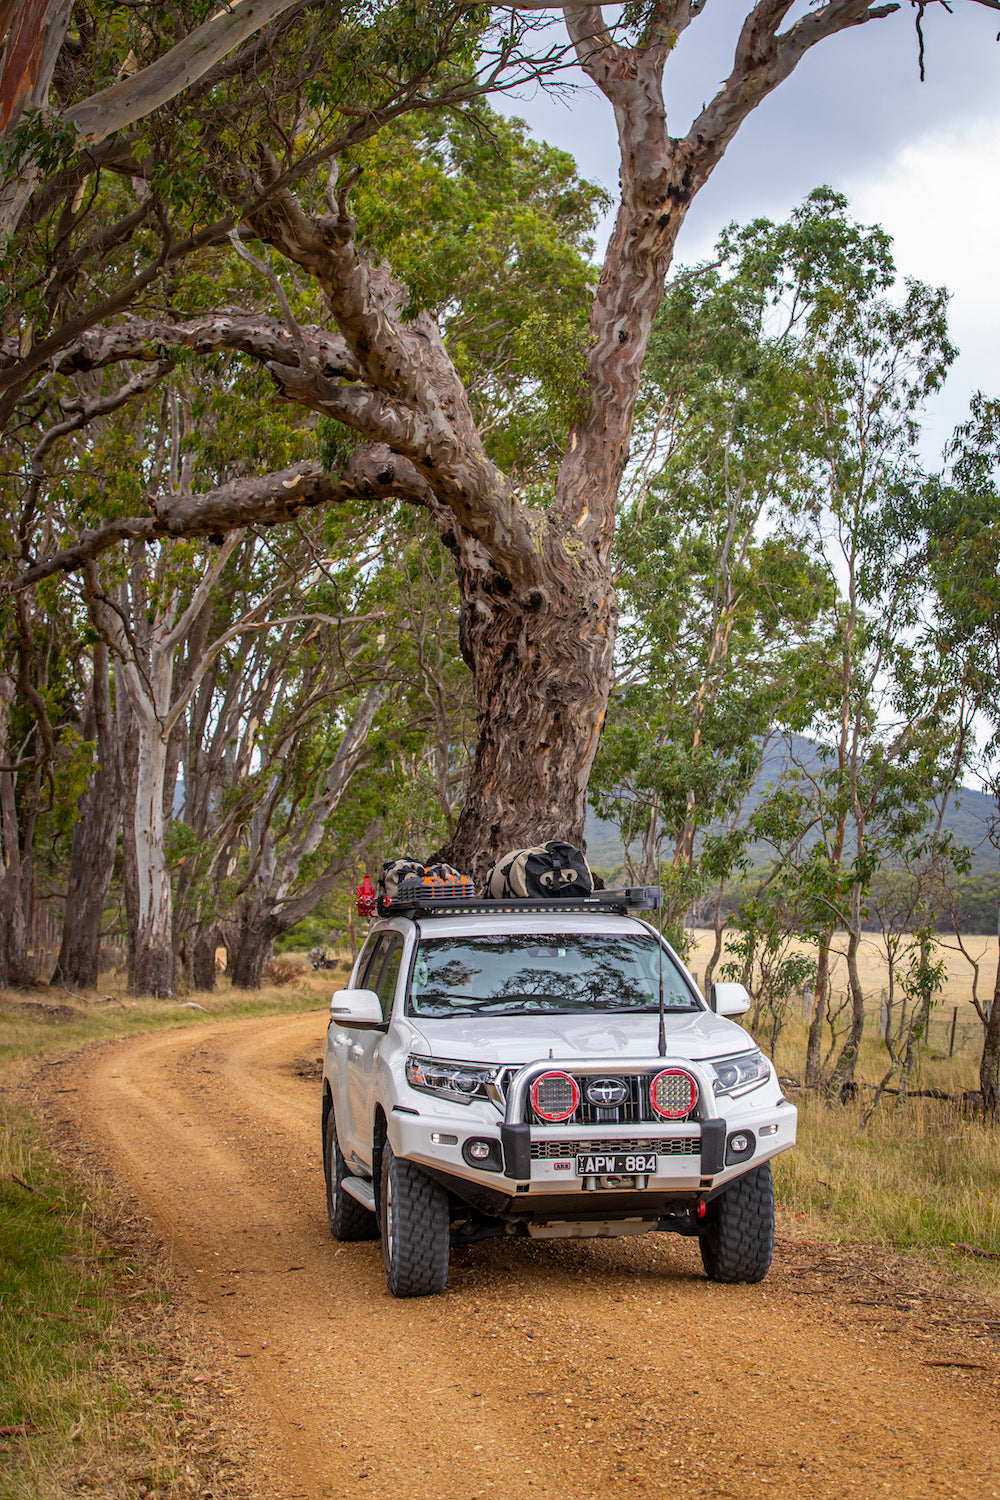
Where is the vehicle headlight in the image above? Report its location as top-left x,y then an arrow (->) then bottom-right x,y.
709,1050 -> 770,1097
405,1055 -> 497,1104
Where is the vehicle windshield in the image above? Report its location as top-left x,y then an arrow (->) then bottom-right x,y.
406,932 -> 699,1018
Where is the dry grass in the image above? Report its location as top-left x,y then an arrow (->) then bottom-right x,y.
0,958 -> 351,1073
678,926 -> 1000,1285
774,1092 -> 1000,1283
686,927 -> 995,1045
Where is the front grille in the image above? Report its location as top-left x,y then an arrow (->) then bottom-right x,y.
530,1135 -> 699,1160
522,1071 -> 697,1127
575,1072 -> 655,1125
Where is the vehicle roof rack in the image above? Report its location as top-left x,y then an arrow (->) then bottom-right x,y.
376,885 -> 662,919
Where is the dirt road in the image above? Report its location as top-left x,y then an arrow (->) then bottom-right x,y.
51,1010 -> 1000,1499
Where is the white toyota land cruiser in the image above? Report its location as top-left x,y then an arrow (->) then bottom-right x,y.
321,886 -> 796,1298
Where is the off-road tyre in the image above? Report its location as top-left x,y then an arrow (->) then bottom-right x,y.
699,1162 -> 774,1284
379,1141 -> 450,1297
324,1110 -> 378,1241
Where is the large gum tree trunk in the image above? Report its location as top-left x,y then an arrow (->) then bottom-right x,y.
192,926 -> 220,992
130,721 -> 175,997
437,555 -> 616,883
53,643 -> 119,989
228,908 -> 277,989
119,703 -> 140,988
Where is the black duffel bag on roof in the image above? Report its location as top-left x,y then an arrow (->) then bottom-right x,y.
483,841 -> 593,900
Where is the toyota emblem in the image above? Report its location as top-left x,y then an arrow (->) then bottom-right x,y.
585,1078 -> 629,1107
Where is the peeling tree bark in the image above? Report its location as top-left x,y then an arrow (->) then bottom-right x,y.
0,0 -> 72,137
434,537 -> 616,881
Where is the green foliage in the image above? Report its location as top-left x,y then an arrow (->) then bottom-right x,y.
344,110 -> 608,480
921,394 -> 1000,756
594,187 -> 965,1009
593,191 -> 876,900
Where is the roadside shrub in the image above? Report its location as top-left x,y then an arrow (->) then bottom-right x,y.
261,957 -> 305,986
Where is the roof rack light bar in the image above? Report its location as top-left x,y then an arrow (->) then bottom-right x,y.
376,886 -> 662,918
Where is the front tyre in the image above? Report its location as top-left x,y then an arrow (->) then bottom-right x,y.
379,1141 -> 450,1297
699,1162 -> 774,1284
324,1109 -> 378,1241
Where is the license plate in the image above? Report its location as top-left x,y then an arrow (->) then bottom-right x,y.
576,1152 -> 657,1176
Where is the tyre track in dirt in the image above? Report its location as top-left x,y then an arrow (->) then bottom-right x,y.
56,1010 -> 1000,1500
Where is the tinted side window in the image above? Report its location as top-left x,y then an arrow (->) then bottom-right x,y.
358,934 -> 390,991
375,939 -> 404,1021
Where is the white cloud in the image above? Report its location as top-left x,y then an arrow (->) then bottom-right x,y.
848,117 -> 1000,461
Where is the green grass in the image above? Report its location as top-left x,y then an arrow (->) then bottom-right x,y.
0,969 -> 337,1074
0,1104 -> 117,1495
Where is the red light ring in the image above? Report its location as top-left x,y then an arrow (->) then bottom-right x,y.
649,1067 -> 698,1120
530,1070 -> 580,1123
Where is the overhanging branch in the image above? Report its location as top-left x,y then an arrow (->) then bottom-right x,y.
12,447 -> 440,591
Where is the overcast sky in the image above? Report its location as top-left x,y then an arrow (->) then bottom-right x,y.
499,2 -> 1000,464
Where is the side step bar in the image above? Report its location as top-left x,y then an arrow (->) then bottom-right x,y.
342,1175 -> 376,1212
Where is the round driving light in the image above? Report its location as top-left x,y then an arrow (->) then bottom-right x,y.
649,1067 -> 698,1119
531,1070 -> 580,1122
725,1129 -> 756,1165
461,1137 -> 502,1171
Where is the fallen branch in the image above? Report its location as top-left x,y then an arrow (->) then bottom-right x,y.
951,1242 -> 1000,1261
859,1083 -> 984,1107
9,1173 -> 49,1199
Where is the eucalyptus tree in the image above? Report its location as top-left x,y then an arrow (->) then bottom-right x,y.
719,261 -> 967,1097
176,510 -> 396,989
11,2 -> 1000,893
50,625 -> 117,988
0,558 -> 92,987
590,191 -> 849,927
594,186 -> 965,1095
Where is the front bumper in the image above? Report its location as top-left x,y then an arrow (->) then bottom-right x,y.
388,1055 -> 796,1210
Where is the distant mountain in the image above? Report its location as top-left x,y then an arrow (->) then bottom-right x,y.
585,734 -> 998,875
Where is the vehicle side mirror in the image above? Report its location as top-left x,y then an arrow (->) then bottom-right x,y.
709,981 -> 751,1017
329,988 -> 383,1026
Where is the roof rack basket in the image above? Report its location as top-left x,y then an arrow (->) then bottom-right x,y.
376,885 -> 662,919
